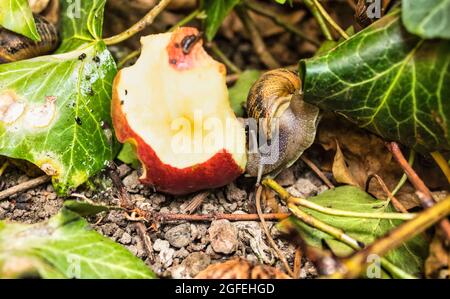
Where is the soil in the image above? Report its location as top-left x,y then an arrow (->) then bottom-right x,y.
0,156 -> 327,278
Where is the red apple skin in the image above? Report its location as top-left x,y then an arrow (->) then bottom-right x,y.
112,72 -> 244,195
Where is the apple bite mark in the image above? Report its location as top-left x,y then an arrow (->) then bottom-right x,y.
112,28 -> 247,195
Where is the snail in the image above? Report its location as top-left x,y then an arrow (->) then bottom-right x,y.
246,69 -> 320,182
0,14 -> 59,64
29,0 -> 51,14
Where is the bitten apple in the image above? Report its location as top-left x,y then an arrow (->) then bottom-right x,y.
112,27 -> 247,195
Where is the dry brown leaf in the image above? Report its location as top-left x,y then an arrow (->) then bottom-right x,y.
332,140 -> 360,186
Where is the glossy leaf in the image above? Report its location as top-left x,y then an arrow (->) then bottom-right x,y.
0,0 -> 117,194
288,186 -> 428,276
300,11 -> 450,153
57,0 -> 107,52
0,209 -> 155,278
402,0 -> 450,39
204,0 -> 240,41
0,0 -> 40,41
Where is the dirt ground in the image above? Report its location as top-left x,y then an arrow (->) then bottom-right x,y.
0,156 -> 328,278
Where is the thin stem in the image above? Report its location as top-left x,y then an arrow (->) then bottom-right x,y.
0,175 -> 50,200
152,211 -> 289,222
169,9 -> 201,32
388,142 -> 450,241
256,186 -> 295,277
245,0 -> 320,46
312,0 -> 349,40
264,178 -> 415,220
236,7 -> 281,69
391,150 -> 415,196
301,156 -> 335,189
288,204 -> 415,279
104,0 -> 172,46
366,174 -> 408,214
117,50 -> 141,69
431,151 -> 450,184
331,195 -> 450,279
209,42 -> 242,74
303,0 -> 333,40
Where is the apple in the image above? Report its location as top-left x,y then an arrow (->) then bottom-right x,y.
112,27 -> 247,195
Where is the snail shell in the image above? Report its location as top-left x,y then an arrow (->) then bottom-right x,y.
0,14 -> 59,64
246,69 -> 320,181
29,0 -> 51,14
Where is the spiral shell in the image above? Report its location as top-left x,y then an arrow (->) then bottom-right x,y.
0,14 -> 59,64
246,68 -> 320,180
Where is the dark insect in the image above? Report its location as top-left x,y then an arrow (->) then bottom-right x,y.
75,116 -> 82,126
0,15 -> 59,63
78,53 -> 87,61
181,34 -> 201,55
195,258 -> 290,279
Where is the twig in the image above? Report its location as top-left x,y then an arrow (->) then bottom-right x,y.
431,151 -> 450,185
366,174 -> 408,213
106,161 -> 133,210
392,149 -> 415,196
288,203 -> 415,279
151,211 -> 290,223
135,222 -> 155,263
117,50 -> 141,69
330,194 -> 450,278
312,0 -> 349,40
256,186 -> 295,277
245,0 -> 320,46
388,142 -> 450,241
182,191 -> 210,214
303,0 -> 333,40
301,156 -> 334,189
263,179 -> 415,220
104,0 -> 172,45
236,7 -> 281,69
293,247 -> 302,278
0,175 -> 50,201
169,9 -> 201,32
208,42 -> 242,74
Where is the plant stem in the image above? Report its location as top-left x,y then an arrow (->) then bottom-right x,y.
256,186 -> 295,277
366,174 -> 408,213
392,150 -> 415,196
104,0 -> 172,46
312,0 -> 349,40
152,211 -> 289,222
331,195 -> 450,278
169,9 -> 201,32
263,178 -> 415,220
236,7 -> 281,69
209,43 -> 242,74
245,0 -> 320,46
431,151 -> 450,184
0,175 -> 50,200
117,50 -> 141,69
388,142 -> 450,241
301,156 -> 335,189
288,204 -> 415,279
303,0 -> 333,40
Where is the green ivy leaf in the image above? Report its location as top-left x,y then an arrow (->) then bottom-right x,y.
402,0 -> 450,39
229,69 -> 261,117
204,0 -> 240,41
0,209 -> 156,278
300,10 -> 450,153
0,0 -> 40,41
287,186 -> 428,277
117,143 -> 140,169
57,0 -> 107,52
0,0 -> 117,194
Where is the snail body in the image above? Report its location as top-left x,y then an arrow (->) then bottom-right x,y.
0,14 -> 59,63
246,69 -> 320,181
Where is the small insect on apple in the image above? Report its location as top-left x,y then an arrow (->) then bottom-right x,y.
112,27 -> 247,195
